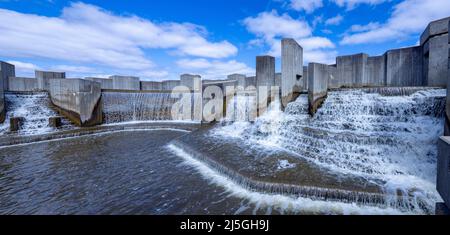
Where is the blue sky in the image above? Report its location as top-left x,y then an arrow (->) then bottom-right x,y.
0,0 -> 449,81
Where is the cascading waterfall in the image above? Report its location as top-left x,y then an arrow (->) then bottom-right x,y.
211,88 -> 446,214
0,93 -> 73,135
101,92 -> 180,123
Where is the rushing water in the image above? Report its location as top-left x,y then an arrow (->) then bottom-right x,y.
212,88 -> 446,214
102,92 -> 180,123
0,93 -> 73,136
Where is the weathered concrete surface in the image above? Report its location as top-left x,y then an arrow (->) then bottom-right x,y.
85,77 -> 113,89
49,79 -> 102,127
281,38 -> 303,107
308,63 -> 329,115
8,77 -> 38,92
10,117 -> 24,132
181,74 -> 202,92
1,61 -> 15,91
336,53 -> 368,88
111,75 -> 140,90
424,35 -> 448,87
438,136 -> 450,211
35,70 -> 65,91
365,55 -> 386,87
228,74 -> 246,88
303,66 -> 308,91
275,72 -> 282,88
140,81 -> 162,91
420,17 -> 450,45
246,76 -> 257,89
386,46 -> 424,86
256,56 -> 275,115
162,80 -> 180,91
327,65 -> 338,89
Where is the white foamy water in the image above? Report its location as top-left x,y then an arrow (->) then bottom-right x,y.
0,93 -> 73,136
211,88 -> 446,214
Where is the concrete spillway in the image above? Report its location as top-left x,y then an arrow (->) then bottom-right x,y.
173,87 -> 446,214
101,92 -> 179,124
0,93 -> 73,135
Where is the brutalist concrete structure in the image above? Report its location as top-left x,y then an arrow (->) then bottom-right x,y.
308,63 -> 329,115
281,38 -> 303,107
1,61 -> 15,91
49,78 -> 102,127
140,81 -> 163,91
181,74 -> 202,92
386,46 -> 424,86
8,77 -> 38,92
110,75 -> 140,90
35,70 -> 65,91
228,74 -> 246,88
256,56 -> 275,115
162,80 -> 181,91
421,17 -> 450,87
365,55 -> 386,87
336,53 -> 368,88
85,77 -> 113,90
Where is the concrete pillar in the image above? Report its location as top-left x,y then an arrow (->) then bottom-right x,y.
421,17 -> 450,87
1,61 -> 15,91
256,56 -> 275,115
10,117 -> 24,132
281,38 -> 303,107
386,47 -> 423,86
181,74 -> 202,92
336,53 -> 368,88
437,137 -> 450,213
35,70 -> 65,91
110,75 -> 140,90
308,63 -> 329,115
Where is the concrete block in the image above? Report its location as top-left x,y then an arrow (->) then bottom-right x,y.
420,17 -> 450,45
35,70 -> 65,91
1,61 -> 15,91
327,65 -> 338,89
336,53 -> 368,88
246,76 -> 257,89
308,63 -> 329,115
162,80 -> 180,91
437,136 -> 450,210
256,56 -> 275,115
110,75 -> 140,90
181,74 -> 202,92
365,55 -> 386,87
49,78 -> 102,127
140,81 -> 163,91
386,46 -> 424,86
228,74 -> 246,88
303,66 -> 308,91
48,116 -> 62,128
10,117 -> 24,132
425,35 -> 448,87
85,77 -> 113,89
8,77 -> 38,92
281,38 -> 303,106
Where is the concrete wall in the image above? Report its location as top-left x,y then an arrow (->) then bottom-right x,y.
228,74 -> 246,88
275,73 -> 282,89
281,38 -> 303,106
421,17 -> 450,87
1,62 -> 15,91
85,77 -> 113,89
8,77 -> 38,92
303,66 -> 308,91
327,65 -> 338,89
438,137 -> 450,211
181,74 -> 202,92
49,79 -> 102,127
386,46 -> 424,86
140,81 -> 163,91
256,56 -> 275,115
365,55 -> 386,87
35,70 -> 65,91
308,63 -> 329,115
162,80 -> 180,91
111,75 -> 140,90
336,53 -> 368,88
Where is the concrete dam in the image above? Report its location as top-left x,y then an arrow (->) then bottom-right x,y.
0,17 -> 450,215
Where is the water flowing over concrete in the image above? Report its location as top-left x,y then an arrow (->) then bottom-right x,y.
210,88 -> 446,214
102,92 -> 180,123
0,93 -> 74,135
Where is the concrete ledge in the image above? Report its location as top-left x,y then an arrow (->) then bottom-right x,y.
308,63 -> 329,115
49,79 -> 102,127
437,136 -> 450,210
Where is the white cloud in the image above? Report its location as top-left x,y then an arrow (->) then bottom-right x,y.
290,0 -> 324,13
176,59 -> 255,80
325,14 -> 344,26
332,0 -> 389,10
243,10 -> 336,64
0,2 -> 237,77
341,0 -> 450,45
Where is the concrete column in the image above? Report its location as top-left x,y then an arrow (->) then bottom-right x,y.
110,75 -> 140,90
308,63 -> 329,115
256,56 -> 275,115
35,70 -> 65,91
281,38 -> 303,107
